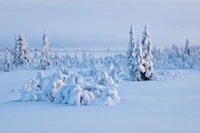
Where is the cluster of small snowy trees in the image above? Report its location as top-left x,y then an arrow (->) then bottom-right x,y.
0,31 -> 51,72
0,26 -> 200,82
152,38 -> 200,70
21,68 -> 121,106
127,25 -> 154,81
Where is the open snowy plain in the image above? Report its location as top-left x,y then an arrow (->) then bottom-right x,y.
0,69 -> 200,133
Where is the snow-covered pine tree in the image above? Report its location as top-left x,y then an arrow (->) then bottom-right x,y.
13,33 -> 29,67
65,51 -> 72,68
39,30 -> 50,70
81,52 -> 89,68
127,25 -> 136,66
131,38 -> 145,81
13,35 -> 19,58
141,24 -> 154,80
42,30 -> 49,58
184,38 -> 191,56
141,24 -> 151,59
3,50 -> 10,72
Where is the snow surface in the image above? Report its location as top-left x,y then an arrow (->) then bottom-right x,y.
0,70 -> 200,133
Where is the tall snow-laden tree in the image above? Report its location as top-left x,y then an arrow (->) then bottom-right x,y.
81,52 -> 89,68
141,24 -> 154,80
39,30 -> 50,70
13,33 -> 29,67
184,38 -> 191,56
3,50 -> 10,72
127,25 -> 136,66
131,38 -> 145,81
42,30 -> 49,58
141,24 -> 151,59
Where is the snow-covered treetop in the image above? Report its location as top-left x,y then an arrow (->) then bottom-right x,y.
129,25 -> 136,47
186,38 -> 189,45
18,33 -> 25,41
142,24 -> 151,40
43,30 -> 48,43
43,30 -> 49,47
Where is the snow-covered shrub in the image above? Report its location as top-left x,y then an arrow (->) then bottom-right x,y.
46,78 -> 64,102
152,70 -> 184,81
110,68 -> 123,84
21,78 -> 46,102
96,70 -> 115,86
84,85 -> 120,106
20,69 -> 121,106
57,85 -> 95,106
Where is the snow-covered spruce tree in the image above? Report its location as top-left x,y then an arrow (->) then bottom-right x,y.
39,30 -> 50,70
13,33 -> 29,68
65,51 -> 72,68
3,51 -> 10,72
184,38 -> 191,56
141,25 -> 154,80
42,30 -> 49,58
131,38 -> 145,81
81,52 -> 89,68
127,25 -> 136,66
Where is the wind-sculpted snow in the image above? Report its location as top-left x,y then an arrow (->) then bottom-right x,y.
20,69 -> 121,106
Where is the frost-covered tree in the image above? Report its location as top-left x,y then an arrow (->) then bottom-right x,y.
54,52 -> 60,67
3,51 -> 10,72
127,25 -> 136,66
96,70 -> 115,86
64,51 -> 72,68
81,52 -> 89,68
141,25 -> 154,80
13,33 -> 29,67
141,24 -> 151,59
131,38 -> 145,81
39,31 -> 51,70
170,45 -> 181,58
184,38 -> 191,56
42,30 -> 49,58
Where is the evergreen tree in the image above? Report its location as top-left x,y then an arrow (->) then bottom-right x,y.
132,38 -> 145,81
39,30 -> 50,70
3,50 -> 10,72
81,52 -> 89,68
42,30 -> 49,58
13,33 -> 29,67
127,25 -> 136,66
141,25 -> 154,80
184,38 -> 191,56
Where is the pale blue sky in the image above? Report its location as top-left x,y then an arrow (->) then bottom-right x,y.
0,0 -> 199,49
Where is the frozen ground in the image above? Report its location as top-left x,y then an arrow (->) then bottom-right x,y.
0,70 -> 200,133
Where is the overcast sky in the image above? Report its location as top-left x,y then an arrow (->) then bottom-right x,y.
0,0 -> 199,49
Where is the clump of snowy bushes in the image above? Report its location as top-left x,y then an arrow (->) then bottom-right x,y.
20,68 -> 121,106
152,69 -> 183,81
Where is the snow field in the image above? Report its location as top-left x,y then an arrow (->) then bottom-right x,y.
0,70 -> 200,133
